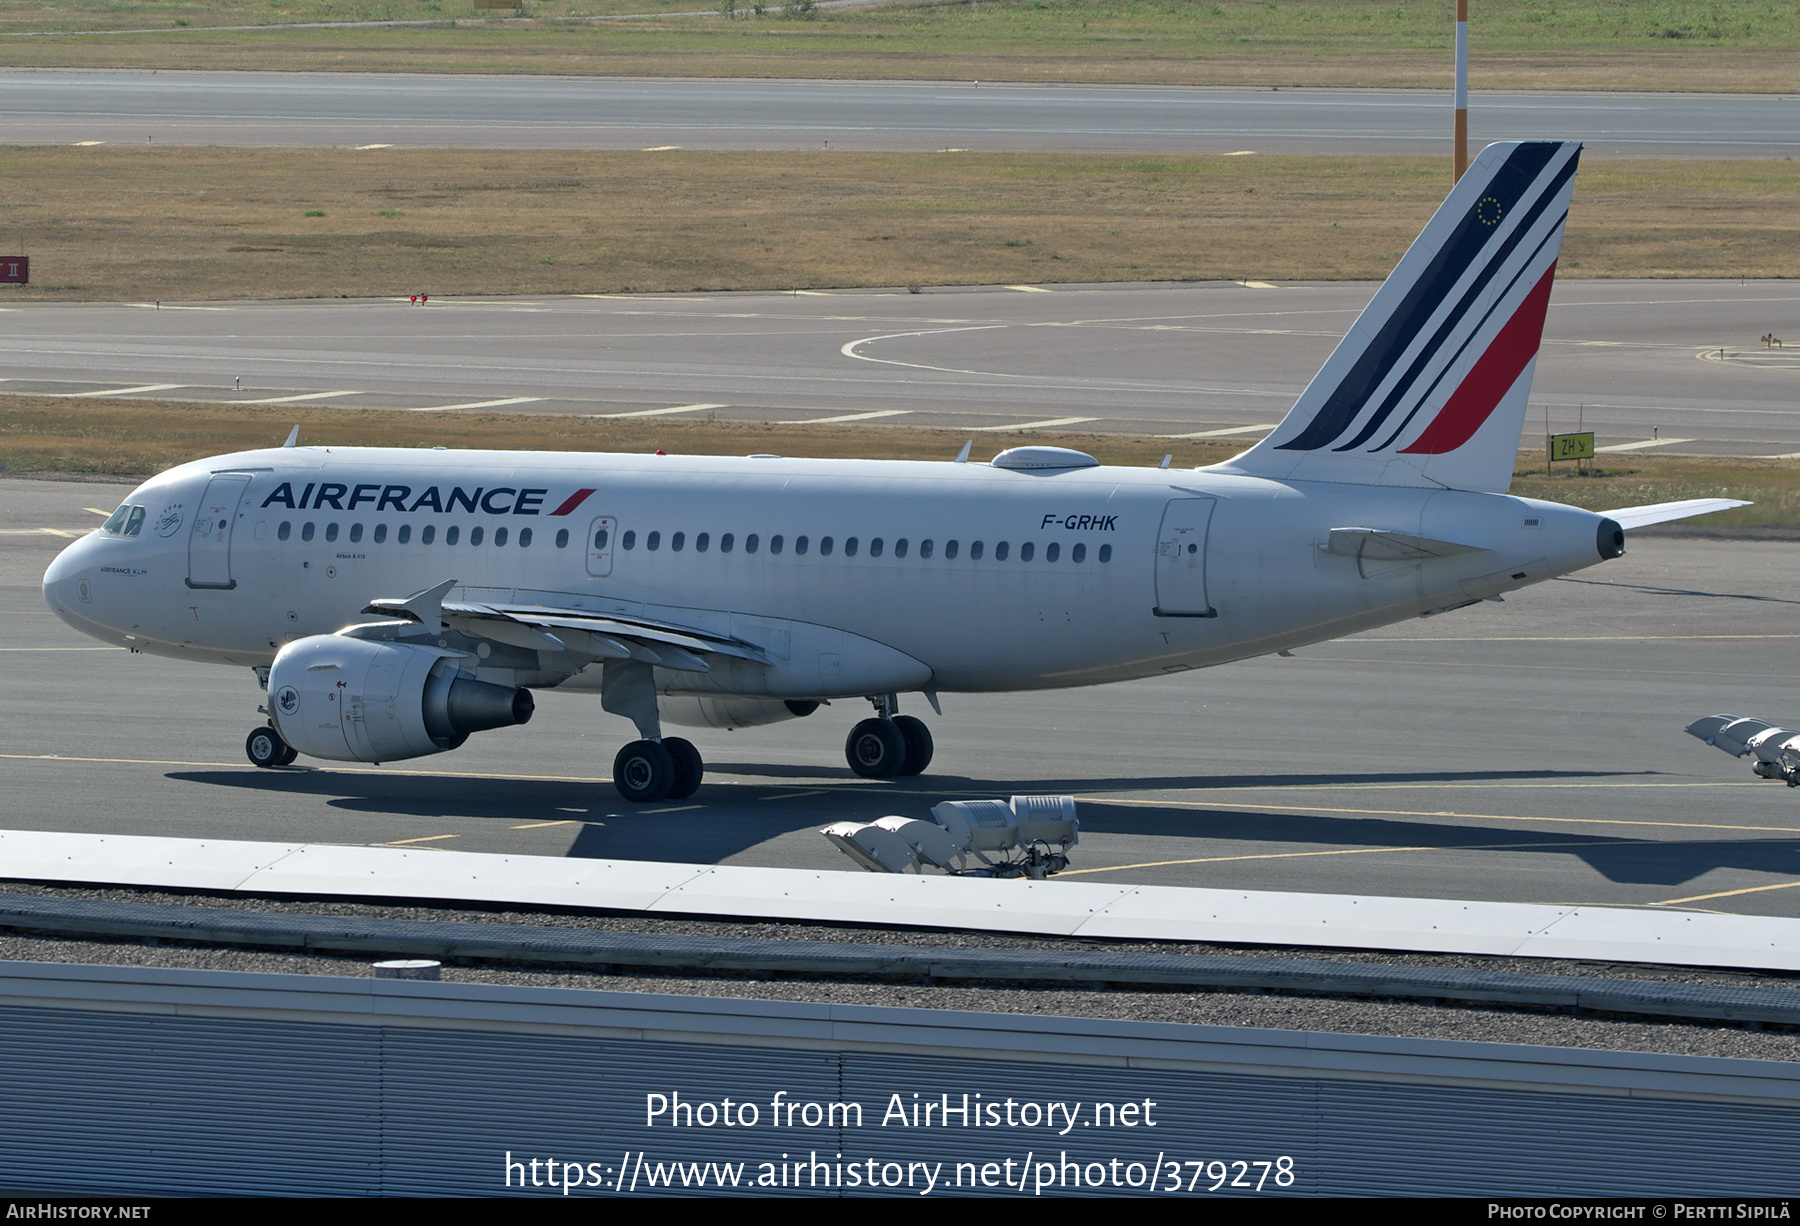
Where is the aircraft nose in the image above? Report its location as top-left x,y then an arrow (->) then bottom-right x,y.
42,532 -> 101,625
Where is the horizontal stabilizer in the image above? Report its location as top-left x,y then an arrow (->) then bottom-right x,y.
1603,498 -> 1751,531
1325,527 -> 1486,562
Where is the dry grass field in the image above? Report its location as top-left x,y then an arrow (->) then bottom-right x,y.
0,0 -> 1795,91
0,148 -> 1792,302
5,396 -> 1792,529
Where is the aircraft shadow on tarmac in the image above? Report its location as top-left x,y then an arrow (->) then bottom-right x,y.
1071,802 -> 1800,889
1555,575 -> 1800,606
159,765 -> 1794,888
704,763 -> 1636,792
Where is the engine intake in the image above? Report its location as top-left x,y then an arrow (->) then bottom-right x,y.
268,634 -> 532,763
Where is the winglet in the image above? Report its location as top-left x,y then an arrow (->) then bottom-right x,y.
364,578 -> 458,631
282,425 -> 299,449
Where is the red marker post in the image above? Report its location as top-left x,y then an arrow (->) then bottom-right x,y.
1454,0 -> 1469,181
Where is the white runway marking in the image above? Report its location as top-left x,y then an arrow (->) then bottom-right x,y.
233,390 -> 361,404
968,415 -> 1098,432
67,384 -> 183,398
595,402 -> 727,419
1163,423 -> 1280,439
407,396 -> 543,412
1005,285 -> 1053,293
839,325 -> 1010,375
778,409 -> 912,424
354,143 -> 393,150
1596,437 -> 1695,453
1239,281 -> 1281,289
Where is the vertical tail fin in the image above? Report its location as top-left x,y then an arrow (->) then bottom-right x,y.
1215,140 -> 1581,494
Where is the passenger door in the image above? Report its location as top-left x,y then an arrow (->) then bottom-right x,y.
186,473 -> 253,590
1153,497 -> 1217,617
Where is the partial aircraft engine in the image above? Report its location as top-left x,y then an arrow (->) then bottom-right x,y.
268,634 -> 532,763
660,696 -> 819,731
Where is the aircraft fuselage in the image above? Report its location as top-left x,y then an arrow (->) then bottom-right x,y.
44,445 -> 1616,700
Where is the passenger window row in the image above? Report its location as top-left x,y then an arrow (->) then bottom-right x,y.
275,521 -> 569,549
608,529 -> 1113,565
272,519 -> 1116,567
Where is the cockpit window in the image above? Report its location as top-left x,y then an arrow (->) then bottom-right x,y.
102,505 -> 147,536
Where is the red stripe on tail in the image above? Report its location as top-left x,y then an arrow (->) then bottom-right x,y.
1400,261 -> 1557,456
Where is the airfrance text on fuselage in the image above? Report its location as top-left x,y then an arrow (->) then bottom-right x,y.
262,483 -> 558,516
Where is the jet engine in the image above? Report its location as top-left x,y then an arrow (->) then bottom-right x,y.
267,634 -> 532,764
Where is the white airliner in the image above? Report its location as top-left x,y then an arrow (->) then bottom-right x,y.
42,141 -> 1743,802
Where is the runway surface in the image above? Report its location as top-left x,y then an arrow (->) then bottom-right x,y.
3,71 -> 1796,156
10,476 -> 1800,921
4,280 -> 1797,455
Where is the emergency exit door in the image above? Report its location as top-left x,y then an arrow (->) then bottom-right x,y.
585,516 -> 617,577
1153,497 -> 1217,617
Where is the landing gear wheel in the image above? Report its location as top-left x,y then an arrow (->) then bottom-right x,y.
663,736 -> 704,800
613,739 -> 676,803
892,715 -> 934,776
845,717 -> 908,779
246,725 -> 293,769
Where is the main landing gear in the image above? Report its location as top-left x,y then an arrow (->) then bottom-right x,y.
844,694 -> 934,780
246,724 -> 298,768
612,736 -> 704,804
602,658 -> 706,803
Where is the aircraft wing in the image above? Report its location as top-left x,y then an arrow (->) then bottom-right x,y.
1601,498 -> 1751,531
458,603 -> 770,670
362,580 -> 768,673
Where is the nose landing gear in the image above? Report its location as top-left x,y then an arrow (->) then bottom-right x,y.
245,724 -> 298,768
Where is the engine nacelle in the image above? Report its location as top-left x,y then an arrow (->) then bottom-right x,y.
268,634 -> 533,763
659,696 -> 819,730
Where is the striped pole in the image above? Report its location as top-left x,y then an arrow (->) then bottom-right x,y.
1454,0 -> 1469,180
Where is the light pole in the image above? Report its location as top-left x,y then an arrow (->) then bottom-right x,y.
1454,0 -> 1469,180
